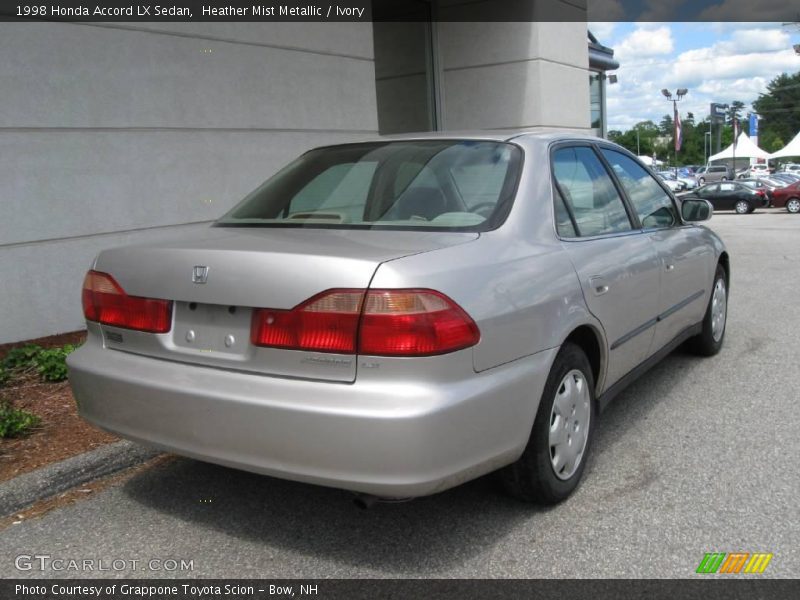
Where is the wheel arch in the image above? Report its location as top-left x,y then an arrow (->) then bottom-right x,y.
718,251 -> 730,288
562,324 -> 605,395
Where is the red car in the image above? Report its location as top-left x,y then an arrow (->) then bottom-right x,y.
771,181 -> 800,214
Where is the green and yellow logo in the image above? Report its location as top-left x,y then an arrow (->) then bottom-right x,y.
696,552 -> 773,574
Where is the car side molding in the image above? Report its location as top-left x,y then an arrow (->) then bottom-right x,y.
598,322 -> 703,413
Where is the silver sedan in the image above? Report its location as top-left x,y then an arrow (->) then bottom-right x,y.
68,131 -> 728,505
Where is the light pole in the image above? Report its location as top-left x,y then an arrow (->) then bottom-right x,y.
661,88 -> 688,176
705,131 -> 711,163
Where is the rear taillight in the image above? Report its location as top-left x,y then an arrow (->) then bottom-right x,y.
251,289 -> 479,356
82,270 -> 173,333
251,290 -> 363,353
359,290 -> 479,356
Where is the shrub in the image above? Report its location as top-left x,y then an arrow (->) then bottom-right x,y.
34,345 -> 76,382
0,366 -> 9,386
3,344 -> 43,370
0,401 -> 40,438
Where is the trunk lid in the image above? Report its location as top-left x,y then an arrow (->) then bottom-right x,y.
93,227 -> 478,382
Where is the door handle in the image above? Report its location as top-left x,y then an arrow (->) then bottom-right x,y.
589,276 -> 609,296
665,264 -> 675,271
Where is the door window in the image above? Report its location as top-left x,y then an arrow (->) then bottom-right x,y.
552,146 -> 633,237
601,149 -> 679,229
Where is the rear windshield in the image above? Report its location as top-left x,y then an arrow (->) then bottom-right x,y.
215,140 -> 522,231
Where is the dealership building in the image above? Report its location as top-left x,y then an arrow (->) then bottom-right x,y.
0,9 -> 617,343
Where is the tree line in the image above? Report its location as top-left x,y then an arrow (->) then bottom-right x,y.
607,71 -> 800,166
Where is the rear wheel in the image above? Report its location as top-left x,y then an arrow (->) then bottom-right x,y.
500,343 -> 595,504
698,177 -> 705,184
734,200 -> 751,214
689,264 -> 727,356
787,198 -> 800,214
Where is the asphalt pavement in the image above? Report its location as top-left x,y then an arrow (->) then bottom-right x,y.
1,209 -> 798,578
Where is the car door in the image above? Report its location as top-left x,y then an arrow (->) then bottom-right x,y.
552,144 -> 661,389
698,184 -> 720,209
599,148 -> 712,353
717,182 -> 738,209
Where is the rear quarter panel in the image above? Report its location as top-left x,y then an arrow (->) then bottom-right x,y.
369,235 -> 600,373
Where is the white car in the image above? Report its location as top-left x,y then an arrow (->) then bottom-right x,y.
748,164 -> 770,178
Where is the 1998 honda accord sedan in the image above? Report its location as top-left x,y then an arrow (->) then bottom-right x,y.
68,131 -> 729,505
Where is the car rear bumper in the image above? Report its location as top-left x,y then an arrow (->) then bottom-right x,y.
68,339 -> 556,497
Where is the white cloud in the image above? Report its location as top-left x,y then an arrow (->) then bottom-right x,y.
729,28 -> 792,53
606,24 -> 800,131
615,25 -> 674,58
589,21 -> 617,43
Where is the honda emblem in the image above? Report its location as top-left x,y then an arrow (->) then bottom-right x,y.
192,266 -> 209,284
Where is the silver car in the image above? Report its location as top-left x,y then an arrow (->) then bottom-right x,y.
68,132 -> 729,505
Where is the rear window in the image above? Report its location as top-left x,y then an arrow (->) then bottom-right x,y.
215,140 -> 522,231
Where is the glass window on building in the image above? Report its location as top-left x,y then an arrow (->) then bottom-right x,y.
589,73 -> 602,131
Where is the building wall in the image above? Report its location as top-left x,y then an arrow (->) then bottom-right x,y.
0,22 -> 378,343
436,20 -> 590,131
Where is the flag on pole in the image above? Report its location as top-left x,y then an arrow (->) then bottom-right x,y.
674,107 -> 682,152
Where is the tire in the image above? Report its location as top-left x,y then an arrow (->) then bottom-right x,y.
689,264 -> 727,356
698,177 -> 705,185
721,176 -> 728,181
500,343 -> 595,504
787,198 -> 800,214
734,200 -> 751,214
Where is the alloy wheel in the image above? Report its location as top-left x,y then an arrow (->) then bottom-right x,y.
787,199 -> 800,214
735,200 -> 750,214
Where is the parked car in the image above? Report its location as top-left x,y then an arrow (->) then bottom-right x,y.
739,178 -> 779,203
780,163 -> 800,173
697,165 -> 734,185
737,164 -> 770,179
771,172 -> 800,184
691,181 -> 769,214
770,181 -> 800,213
762,176 -> 790,188
657,171 -> 687,192
67,132 -> 729,506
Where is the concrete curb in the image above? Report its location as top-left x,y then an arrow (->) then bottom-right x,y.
0,440 -> 160,517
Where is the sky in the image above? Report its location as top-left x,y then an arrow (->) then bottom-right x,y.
589,21 -> 800,132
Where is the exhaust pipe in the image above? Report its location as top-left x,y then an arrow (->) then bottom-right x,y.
352,494 -> 414,510
353,493 -> 379,510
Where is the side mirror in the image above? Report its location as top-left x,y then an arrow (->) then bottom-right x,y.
681,198 -> 713,222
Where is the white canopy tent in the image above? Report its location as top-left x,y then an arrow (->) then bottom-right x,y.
708,132 -> 770,162
768,130 -> 800,159
637,155 -> 664,167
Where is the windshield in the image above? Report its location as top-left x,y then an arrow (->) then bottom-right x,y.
215,140 -> 522,231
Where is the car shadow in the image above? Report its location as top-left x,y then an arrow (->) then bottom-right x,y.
120,346 -> 706,574
121,454 -> 551,574
593,347 -> 697,452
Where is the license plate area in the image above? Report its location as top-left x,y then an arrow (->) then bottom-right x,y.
172,302 -> 252,356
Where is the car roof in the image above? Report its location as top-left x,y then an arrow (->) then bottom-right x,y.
354,129 -> 602,145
